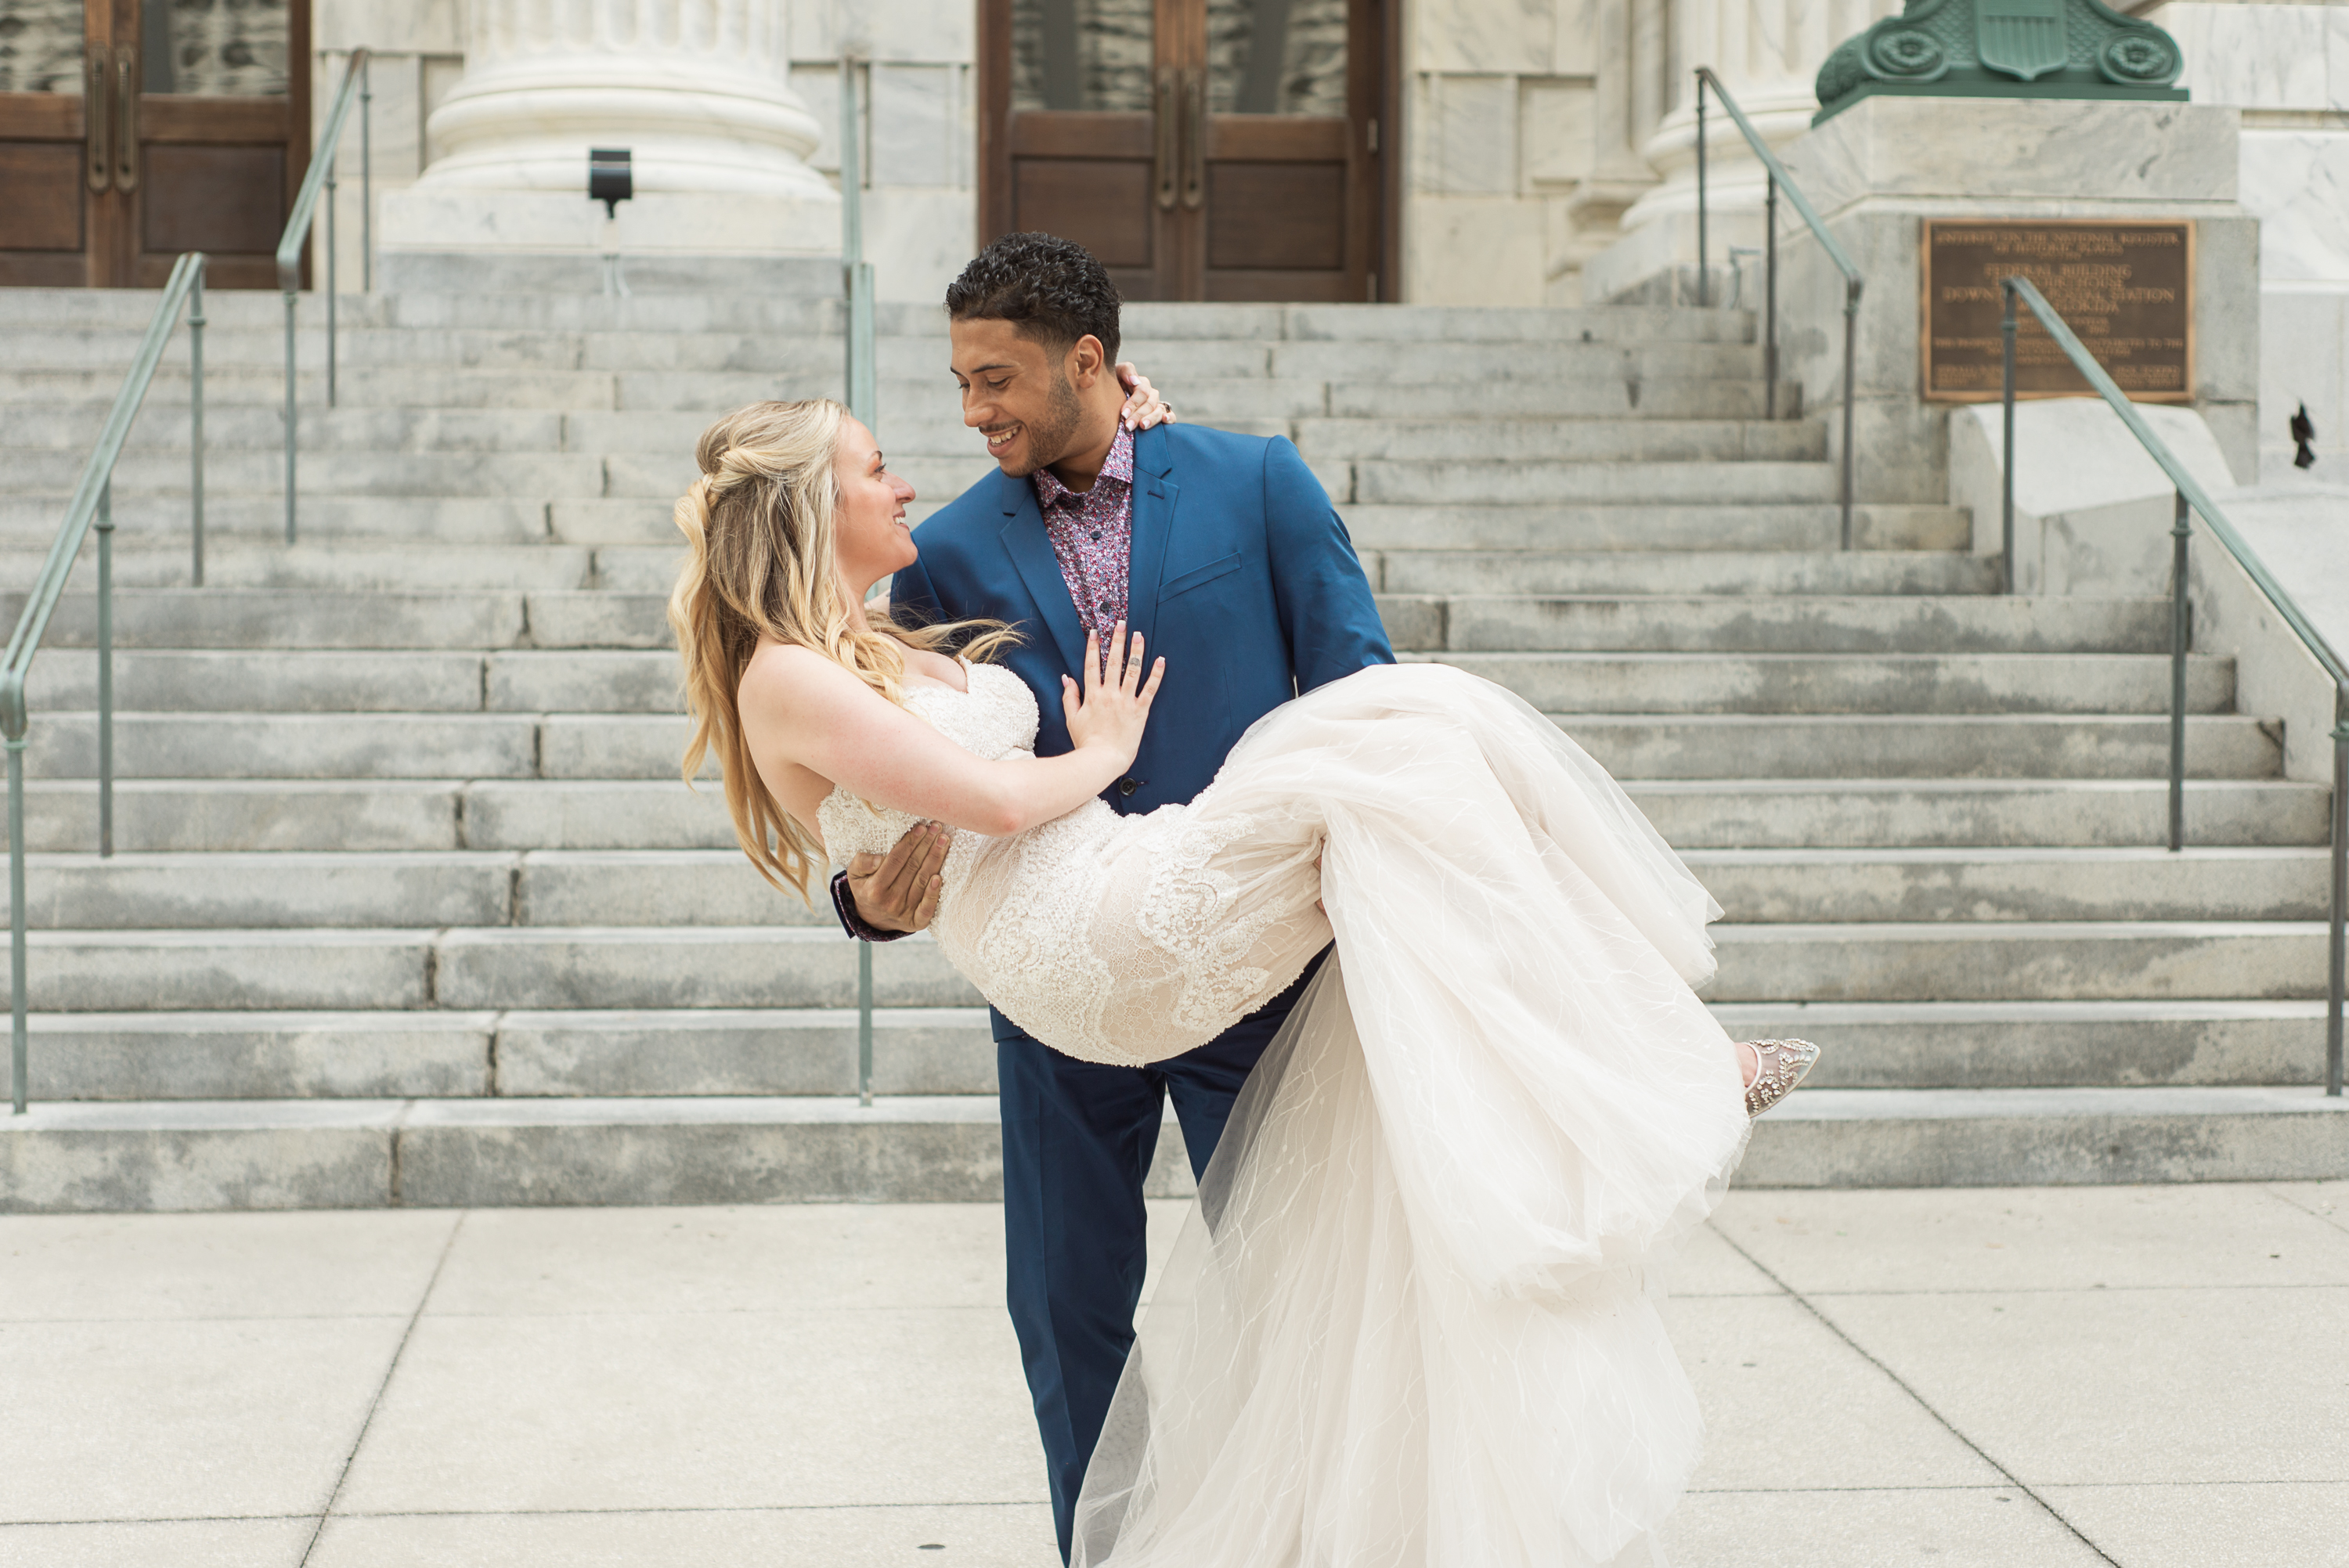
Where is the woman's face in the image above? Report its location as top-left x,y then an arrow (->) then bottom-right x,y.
831,415 -> 919,592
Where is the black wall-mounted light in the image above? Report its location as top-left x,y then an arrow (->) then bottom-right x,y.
589,147 -> 633,218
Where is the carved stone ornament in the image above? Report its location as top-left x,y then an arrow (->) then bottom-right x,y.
1814,0 -> 2186,123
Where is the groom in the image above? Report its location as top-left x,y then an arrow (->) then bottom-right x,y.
832,232 -> 1394,1558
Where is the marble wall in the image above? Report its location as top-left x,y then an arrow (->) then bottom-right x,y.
2143,1 -> 2349,479
312,0 -> 467,291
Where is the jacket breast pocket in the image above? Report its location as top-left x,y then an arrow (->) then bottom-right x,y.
1160,552 -> 1243,600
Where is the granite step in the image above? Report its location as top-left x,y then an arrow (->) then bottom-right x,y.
1373,549 -> 2001,597
5,1087 -> 2344,1211
1424,651 -> 2235,715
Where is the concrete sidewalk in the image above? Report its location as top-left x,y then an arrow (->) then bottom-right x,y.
2,1184 -> 2344,1567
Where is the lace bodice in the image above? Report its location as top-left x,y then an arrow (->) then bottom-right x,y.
816,660 -> 1039,872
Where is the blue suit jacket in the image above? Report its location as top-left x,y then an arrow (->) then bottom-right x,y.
888,422 -> 1395,1036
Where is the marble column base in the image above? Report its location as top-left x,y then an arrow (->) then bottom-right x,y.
377,186 -> 843,293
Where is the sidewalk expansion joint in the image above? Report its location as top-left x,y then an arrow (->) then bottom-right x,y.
298,1209 -> 464,1567
1707,1223 -> 2125,1566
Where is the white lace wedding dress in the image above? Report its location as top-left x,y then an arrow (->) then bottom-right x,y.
821,659 -> 1752,1568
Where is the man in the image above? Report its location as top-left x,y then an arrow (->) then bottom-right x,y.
832,232 -> 1392,1560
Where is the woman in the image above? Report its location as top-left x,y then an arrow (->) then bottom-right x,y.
669,398 -> 1818,1568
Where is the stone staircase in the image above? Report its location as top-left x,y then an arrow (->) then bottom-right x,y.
0,285 -> 2339,1211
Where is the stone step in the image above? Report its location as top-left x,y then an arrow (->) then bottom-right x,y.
0,290 -> 1759,341
1686,847 -> 2329,922
3,447 -> 612,498
1636,778 -> 2326,849
5,926 -> 970,1011
1,850 -> 818,930
1,842 -> 2319,935
1706,921 -> 2327,1003
1348,459 -> 1838,506
3,1006 -> 992,1101
0,542 -> 598,592
1375,549 -> 2001,596
15,650 -> 680,715
1409,594 -> 2170,654
1339,504 -> 1968,553
0,589 -> 698,651
13,996 -> 2330,1104
1293,417 -> 1827,463
31,648 -> 2233,721
27,584 -> 2152,659
1712,1000 -> 2332,1089
1428,651 -> 2234,715
1562,713 -> 2282,781
6,773 -> 2318,854
4,1087 -> 2342,1210
4,917 -> 2322,1015
0,493 -> 554,544
15,708 -> 2286,787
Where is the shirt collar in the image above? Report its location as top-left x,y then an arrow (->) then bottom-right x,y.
1031,424 -> 1135,514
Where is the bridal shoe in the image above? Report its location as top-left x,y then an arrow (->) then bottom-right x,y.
1741,1038 -> 1820,1118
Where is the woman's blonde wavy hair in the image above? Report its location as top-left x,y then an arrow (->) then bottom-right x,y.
669,398 -> 1017,901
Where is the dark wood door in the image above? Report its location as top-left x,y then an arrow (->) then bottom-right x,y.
980,0 -> 1390,302
0,0 -> 309,288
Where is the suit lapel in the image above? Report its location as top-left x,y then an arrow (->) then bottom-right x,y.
994,471 -> 1089,677
1126,423 -> 1178,655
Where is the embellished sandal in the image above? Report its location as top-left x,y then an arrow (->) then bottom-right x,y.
1741,1038 -> 1820,1119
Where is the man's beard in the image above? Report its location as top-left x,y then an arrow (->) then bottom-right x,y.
1002,370 -> 1084,477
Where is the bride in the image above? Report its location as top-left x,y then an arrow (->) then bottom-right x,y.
669,397 -> 1819,1567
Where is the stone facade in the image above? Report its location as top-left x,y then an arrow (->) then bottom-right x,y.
313,0 -> 2349,337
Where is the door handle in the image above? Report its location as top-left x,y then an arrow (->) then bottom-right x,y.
1153,67 -> 1177,211
1181,67 -> 1205,211
114,46 -> 139,193
85,44 -> 110,193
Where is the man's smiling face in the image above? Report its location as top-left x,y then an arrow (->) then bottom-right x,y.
949,315 -> 1088,478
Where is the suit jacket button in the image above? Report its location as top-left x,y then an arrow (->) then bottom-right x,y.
1117,777 -> 1138,797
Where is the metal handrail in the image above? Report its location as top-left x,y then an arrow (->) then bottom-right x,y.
841,52 -> 878,1106
5,251 -> 210,1115
1694,67 -> 1862,547
2000,276 -> 2349,1097
276,46 -> 371,546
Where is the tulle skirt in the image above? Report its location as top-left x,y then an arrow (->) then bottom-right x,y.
1058,664 -> 1753,1567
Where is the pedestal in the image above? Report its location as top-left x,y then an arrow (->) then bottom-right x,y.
1769,96 -> 2259,504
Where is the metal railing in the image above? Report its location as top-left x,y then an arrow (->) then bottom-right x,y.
1999,276 -> 2349,1097
5,253 -> 210,1115
276,46 -> 372,546
842,53 -> 879,1106
1694,67 -> 1861,548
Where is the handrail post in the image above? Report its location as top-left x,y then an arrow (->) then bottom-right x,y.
2326,702 -> 2345,1096
326,150 -> 339,408
842,51 -> 878,1106
1694,71 -> 1708,310
189,260 -> 206,587
8,732 -> 24,1116
2168,489 -> 2190,853
1839,281 -> 1857,549
1763,172 -> 1777,419
283,288 -> 298,544
96,481 -> 113,860
360,52 -> 373,294
2001,283 -> 2018,593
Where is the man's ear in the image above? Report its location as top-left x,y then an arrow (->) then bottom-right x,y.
1067,333 -> 1108,387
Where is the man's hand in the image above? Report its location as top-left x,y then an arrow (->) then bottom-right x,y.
843,820 -> 952,934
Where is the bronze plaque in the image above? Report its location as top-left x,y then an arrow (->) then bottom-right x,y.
1921,219 -> 2193,403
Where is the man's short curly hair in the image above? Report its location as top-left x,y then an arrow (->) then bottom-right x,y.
945,232 -> 1121,364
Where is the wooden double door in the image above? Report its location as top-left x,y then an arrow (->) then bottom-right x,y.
0,0 -> 310,287
981,0 -> 1391,301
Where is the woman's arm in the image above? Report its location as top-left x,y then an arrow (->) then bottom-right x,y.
743,628 -> 1165,838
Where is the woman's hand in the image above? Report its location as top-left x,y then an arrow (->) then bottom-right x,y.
1115,363 -> 1178,430
1063,622 -> 1165,768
